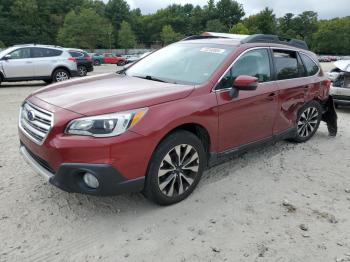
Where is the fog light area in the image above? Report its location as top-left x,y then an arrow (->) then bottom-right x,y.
83,173 -> 99,189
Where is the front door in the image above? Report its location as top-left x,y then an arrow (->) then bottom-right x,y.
2,48 -> 34,78
215,48 -> 279,152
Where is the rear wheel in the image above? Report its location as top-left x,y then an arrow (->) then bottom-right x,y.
117,61 -> 126,66
144,130 -> 206,205
292,101 -> 322,143
52,69 -> 70,82
78,65 -> 87,77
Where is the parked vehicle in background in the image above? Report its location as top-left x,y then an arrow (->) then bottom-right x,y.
123,54 -> 141,64
18,33 -> 337,205
329,60 -> 350,107
89,53 -> 104,66
103,53 -> 126,65
66,49 -> 93,77
0,44 -> 78,85
318,56 -> 332,62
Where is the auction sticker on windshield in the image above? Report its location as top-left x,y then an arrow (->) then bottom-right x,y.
200,47 -> 226,54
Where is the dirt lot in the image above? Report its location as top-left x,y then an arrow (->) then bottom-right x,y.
1,63 -> 350,262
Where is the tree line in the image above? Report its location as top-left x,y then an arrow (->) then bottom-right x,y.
0,0 -> 349,54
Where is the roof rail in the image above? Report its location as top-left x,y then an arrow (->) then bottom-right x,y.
182,35 -> 223,41
241,34 -> 309,50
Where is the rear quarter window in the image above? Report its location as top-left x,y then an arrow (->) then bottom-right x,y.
69,51 -> 84,57
300,53 -> 319,76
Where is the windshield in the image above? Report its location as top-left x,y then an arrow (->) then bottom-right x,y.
126,43 -> 235,85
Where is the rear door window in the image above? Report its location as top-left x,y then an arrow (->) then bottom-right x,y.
32,48 -> 62,58
300,53 -> 319,76
273,50 -> 301,80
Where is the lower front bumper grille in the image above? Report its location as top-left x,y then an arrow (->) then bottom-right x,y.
20,145 -> 54,181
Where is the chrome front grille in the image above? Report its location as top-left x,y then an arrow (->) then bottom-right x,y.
19,102 -> 53,145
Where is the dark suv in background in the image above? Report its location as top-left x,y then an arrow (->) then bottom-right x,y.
66,49 -> 94,77
19,33 -> 337,205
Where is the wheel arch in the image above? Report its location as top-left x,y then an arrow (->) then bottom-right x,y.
152,122 -> 212,163
52,66 -> 71,77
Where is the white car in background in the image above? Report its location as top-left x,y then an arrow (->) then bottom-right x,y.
0,44 -> 78,86
329,60 -> 350,107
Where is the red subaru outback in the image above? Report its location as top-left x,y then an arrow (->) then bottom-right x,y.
18,34 -> 337,205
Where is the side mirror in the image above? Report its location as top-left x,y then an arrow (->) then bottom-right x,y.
2,54 -> 11,60
233,75 -> 258,91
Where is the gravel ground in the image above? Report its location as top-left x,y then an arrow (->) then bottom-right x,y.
1,63 -> 350,262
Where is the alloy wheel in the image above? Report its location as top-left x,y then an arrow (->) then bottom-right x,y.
56,71 -> 69,82
158,144 -> 200,197
78,66 -> 87,77
297,107 -> 319,138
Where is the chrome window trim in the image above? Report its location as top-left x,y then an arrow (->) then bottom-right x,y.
212,46 -> 321,93
18,101 -> 54,146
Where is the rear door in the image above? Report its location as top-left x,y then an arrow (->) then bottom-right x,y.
32,47 -> 63,77
216,48 -> 279,151
272,49 -> 310,134
2,48 -> 34,78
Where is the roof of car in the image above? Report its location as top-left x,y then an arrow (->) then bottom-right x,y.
181,32 -> 309,51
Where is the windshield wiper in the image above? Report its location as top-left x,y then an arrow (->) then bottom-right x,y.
134,75 -> 167,83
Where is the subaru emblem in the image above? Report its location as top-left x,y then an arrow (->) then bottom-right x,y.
27,110 -> 35,121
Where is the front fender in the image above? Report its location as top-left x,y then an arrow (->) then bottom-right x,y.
321,95 -> 338,137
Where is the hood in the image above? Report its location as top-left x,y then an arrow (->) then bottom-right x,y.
32,73 -> 194,116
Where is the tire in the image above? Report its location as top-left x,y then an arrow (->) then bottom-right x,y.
52,69 -> 70,82
78,66 -> 87,77
0,74 -> 2,86
117,61 -> 126,66
94,60 -> 101,66
335,103 -> 339,109
291,101 -> 322,143
144,130 -> 206,205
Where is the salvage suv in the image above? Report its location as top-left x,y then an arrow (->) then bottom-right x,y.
18,33 -> 337,205
0,44 -> 78,85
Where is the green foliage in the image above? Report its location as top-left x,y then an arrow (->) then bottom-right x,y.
244,7 -> 277,34
0,0 -> 348,54
0,40 -> 6,48
216,0 -> 245,29
57,8 -> 112,50
312,17 -> 350,55
205,19 -> 227,32
118,21 -> 136,50
229,22 -> 249,34
160,25 -> 182,45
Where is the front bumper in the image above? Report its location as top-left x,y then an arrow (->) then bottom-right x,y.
20,145 -> 145,195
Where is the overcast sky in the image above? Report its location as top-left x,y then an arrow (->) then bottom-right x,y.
117,0 -> 349,19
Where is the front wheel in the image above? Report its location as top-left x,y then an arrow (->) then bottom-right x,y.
292,101 -> 322,143
144,130 -> 206,205
52,69 -> 70,82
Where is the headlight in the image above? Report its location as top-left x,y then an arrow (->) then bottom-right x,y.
65,108 -> 148,137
